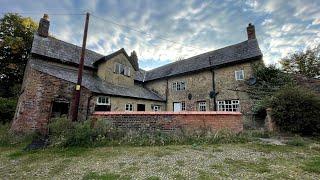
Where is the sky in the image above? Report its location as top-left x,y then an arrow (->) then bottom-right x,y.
1,0 -> 320,70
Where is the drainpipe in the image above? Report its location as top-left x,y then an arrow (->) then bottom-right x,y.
165,78 -> 169,111
209,56 -> 217,111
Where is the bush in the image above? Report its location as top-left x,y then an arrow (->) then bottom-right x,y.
0,97 -> 17,124
269,86 -> 320,135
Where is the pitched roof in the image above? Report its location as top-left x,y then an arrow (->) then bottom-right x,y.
29,58 -> 165,101
144,39 -> 262,81
31,34 -> 103,68
93,48 -> 139,71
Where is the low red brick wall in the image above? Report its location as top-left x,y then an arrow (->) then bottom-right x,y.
92,111 -> 243,133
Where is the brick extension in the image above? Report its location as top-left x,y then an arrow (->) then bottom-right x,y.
92,111 -> 243,133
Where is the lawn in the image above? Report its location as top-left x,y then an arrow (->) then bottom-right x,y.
0,140 -> 320,179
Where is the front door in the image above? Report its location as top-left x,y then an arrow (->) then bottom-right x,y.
137,104 -> 145,111
173,102 -> 182,112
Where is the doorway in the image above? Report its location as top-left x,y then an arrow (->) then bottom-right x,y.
173,102 -> 182,112
137,104 -> 145,111
51,101 -> 70,118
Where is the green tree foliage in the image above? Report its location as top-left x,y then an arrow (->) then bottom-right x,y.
248,64 -> 294,101
0,13 -> 37,97
280,46 -> 320,78
269,86 -> 320,135
0,97 -> 17,124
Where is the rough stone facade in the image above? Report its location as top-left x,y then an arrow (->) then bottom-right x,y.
144,60 -> 261,114
97,53 -> 135,87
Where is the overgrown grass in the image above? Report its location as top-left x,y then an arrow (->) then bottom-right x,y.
83,172 -> 131,180
303,156 -> 320,173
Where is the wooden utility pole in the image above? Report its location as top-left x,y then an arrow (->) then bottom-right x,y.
71,12 -> 90,121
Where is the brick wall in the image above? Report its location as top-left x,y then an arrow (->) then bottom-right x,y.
11,63 -> 92,134
92,111 -> 243,133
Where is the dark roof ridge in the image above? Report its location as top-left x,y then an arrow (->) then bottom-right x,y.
146,39 -> 251,72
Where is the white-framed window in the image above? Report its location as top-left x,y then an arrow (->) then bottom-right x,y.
172,81 -> 186,91
235,70 -> 244,80
125,103 -> 133,111
153,105 -> 160,111
198,101 -> 206,111
124,67 -> 131,76
115,63 -> 130,76
181,101 -> 186,111
217,100 -> 240,112
96,96 -> 110,105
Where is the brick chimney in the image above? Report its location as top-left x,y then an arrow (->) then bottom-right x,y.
37,14 -> 50,37
130,51 -> 139,70
247,23 -> 256,40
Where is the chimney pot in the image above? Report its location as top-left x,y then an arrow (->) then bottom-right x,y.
37,14 -> 50,37
247,23 -> 256,40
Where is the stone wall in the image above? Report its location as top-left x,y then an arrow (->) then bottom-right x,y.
11,63 -> 92,134
92,111 -> 243,133
97,53 -> 135,87
144,60 -> 261,114
90,96 -> 166,112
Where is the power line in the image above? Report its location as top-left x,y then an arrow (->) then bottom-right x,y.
91,13 -> 205,52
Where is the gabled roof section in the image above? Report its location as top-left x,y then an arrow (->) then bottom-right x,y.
94,48 -> 139,71
29,58 -> 165,101
31,34 -> 103,68
144,39 -> 262,81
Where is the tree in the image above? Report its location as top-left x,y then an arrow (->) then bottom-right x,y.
280,46 -> 320,78
0,13 -> 37,97
269,86 -> 320,135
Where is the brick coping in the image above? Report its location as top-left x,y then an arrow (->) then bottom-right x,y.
93,111 -> 242,115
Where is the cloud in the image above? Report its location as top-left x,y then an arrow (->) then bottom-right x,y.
1,0 -> 320,69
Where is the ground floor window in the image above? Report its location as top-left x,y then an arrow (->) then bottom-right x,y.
125,103 -> 133,111
198,101 -> 206,111
217,100 -> 240,111
181,101 -> 186,111
95,96 -> 111,111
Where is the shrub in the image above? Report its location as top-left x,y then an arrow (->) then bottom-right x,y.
286,135 -> 306,146
269,86 -> 320,135
0,97 -> 17,124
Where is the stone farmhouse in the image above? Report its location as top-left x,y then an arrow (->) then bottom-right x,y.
11,15 -> 263,133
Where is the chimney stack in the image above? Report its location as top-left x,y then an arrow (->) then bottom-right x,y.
130,51 -> 139,70
37,14 -> 50,37
247,23 -> 256,40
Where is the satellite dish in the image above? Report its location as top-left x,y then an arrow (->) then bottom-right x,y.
209,91 -> 218,98
247,77 -> 257,86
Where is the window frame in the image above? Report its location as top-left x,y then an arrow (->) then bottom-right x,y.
181,101 -> 186,111
235,70 -> 244,81
125,103 -> 133,111
217,100 -> 240,112
198,101 -> 206,111
96,96 -> 110,105
172,81 -> 186,91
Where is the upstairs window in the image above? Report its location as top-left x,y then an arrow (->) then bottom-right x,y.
235,70 -> 244,80
125,103 -> 133,111
217,100 -> 240,112
115,63 -> 130,76
172,81 -> 186,91
198,101 -> 206,111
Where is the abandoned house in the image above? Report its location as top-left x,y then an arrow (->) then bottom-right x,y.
11,15 -> 263,133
